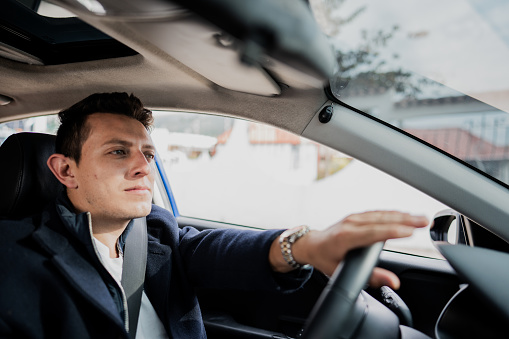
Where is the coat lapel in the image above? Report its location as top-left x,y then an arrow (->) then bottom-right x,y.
32,222 -> 124,330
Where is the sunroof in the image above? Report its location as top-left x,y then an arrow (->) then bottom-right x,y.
0,0 -> 137,65
37,1 -> 76,18
17,0 -> 76,18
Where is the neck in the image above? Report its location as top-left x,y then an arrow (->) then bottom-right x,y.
91,217 -> 129,259
66,192 -> 130,258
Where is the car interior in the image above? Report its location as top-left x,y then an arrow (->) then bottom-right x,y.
2,0 -> 509,338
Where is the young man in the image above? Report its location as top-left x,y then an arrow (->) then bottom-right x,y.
0,93 -> 428,338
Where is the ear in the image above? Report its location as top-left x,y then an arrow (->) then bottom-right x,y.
47,154 -> 78,189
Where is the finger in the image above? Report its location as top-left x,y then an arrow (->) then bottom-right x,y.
335,224 -> 416,250
369,267 -> 401,290
344,211 -> 429,227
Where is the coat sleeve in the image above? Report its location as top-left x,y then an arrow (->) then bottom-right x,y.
147,205 -> 312,293
0,308 -> 13,337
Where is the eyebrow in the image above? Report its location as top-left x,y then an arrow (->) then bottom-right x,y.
102,138 -> 155,150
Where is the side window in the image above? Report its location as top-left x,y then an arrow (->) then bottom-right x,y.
0,115 -> 59,143
152,112 -> 448,259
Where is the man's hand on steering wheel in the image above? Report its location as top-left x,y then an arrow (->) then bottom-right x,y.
270,211 -> 429,289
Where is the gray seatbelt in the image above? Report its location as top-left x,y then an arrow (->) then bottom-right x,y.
121,217 -> 148,339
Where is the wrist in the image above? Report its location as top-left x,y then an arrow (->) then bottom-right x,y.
279,225 -> 310,269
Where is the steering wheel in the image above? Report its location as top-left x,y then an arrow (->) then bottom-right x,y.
301,242 -> 385,339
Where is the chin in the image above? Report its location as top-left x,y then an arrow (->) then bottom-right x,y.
121,202 -> 152,219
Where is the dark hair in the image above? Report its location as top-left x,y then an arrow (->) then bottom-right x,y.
55,92 -> 153,164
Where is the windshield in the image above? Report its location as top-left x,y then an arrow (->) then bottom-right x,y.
311,0 -> 509,186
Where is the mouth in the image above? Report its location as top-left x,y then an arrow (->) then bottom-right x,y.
125,185 -> 151,194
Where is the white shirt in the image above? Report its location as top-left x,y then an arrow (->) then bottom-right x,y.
93,238 -> 168,339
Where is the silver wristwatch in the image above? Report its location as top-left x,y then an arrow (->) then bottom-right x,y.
279,225 -> 310,269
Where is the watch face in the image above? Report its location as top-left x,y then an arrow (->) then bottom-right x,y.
282,225 -> 309,240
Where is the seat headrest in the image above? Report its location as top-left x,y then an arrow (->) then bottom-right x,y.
0,132 -> 63,218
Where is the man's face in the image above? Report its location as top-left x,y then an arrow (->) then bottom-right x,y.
67,113 -> 155,223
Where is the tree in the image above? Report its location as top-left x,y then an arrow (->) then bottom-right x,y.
310,0 -> 430,99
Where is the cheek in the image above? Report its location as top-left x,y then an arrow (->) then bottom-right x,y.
78,168 -> 113,189
147,166 -> 156,182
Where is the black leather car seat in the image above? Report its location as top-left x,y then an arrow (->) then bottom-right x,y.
0,132 -> 63,218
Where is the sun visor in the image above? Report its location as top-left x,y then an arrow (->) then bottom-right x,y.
170,0 -> 338,82
55,0 -> 338,93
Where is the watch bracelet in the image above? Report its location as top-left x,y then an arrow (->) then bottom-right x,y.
279,225 -> 310,269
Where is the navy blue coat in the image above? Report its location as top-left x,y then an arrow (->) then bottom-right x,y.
0,194 -> 310,338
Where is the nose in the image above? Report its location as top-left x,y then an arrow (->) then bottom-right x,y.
129,150 -> 152,178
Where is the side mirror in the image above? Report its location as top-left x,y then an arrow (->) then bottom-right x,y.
430,209 -> 469,245
432,209 -> 509,255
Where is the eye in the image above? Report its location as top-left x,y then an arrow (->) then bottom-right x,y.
145,153 -> 155,160
111,149 -> 127,156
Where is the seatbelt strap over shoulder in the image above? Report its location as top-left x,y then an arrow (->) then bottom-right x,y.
121,217 -> 148,339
